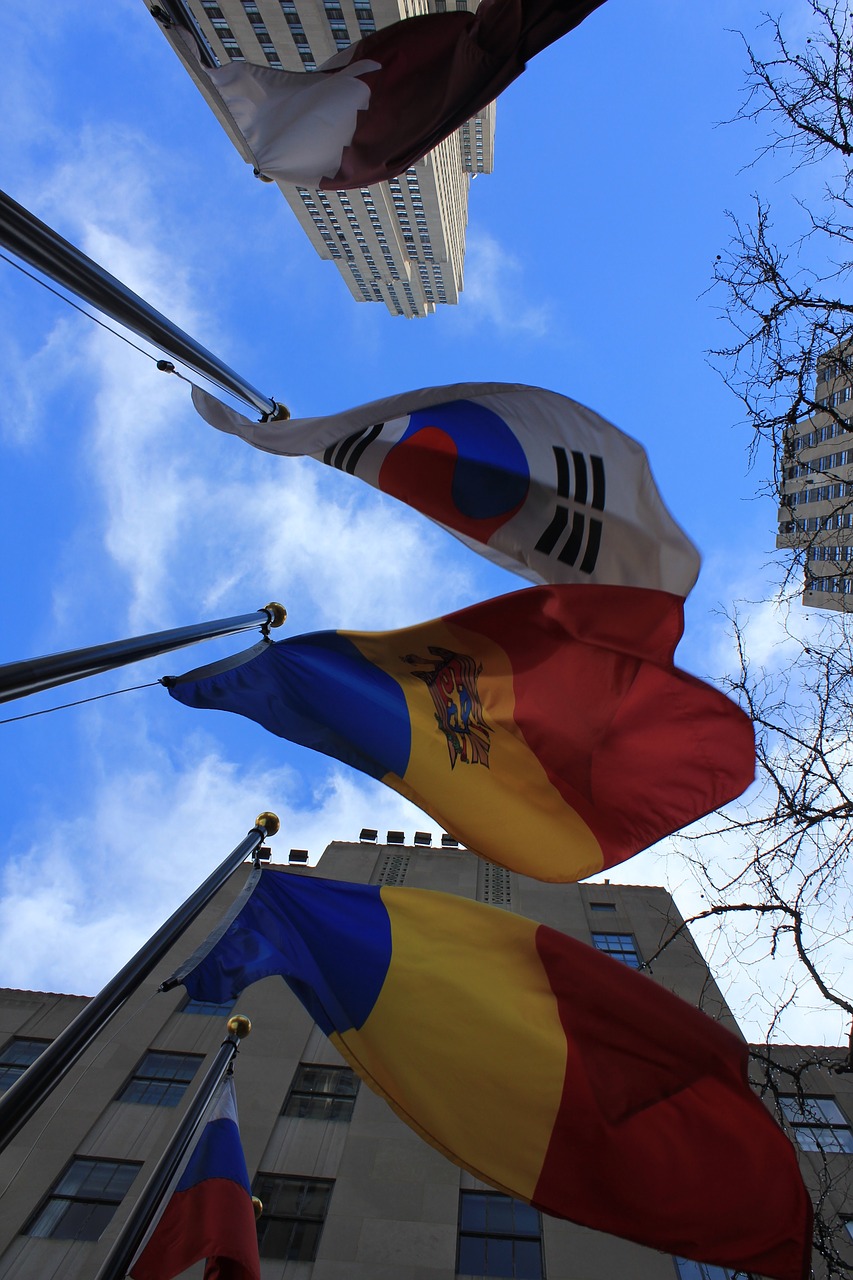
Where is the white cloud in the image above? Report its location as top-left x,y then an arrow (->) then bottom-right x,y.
0,733 -> 436,997
14,128 -> 481,635
454,229 -> 556,339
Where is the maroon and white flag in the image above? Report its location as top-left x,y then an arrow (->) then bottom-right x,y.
202,0 -> 606,190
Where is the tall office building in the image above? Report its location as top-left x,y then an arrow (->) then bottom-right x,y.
150,0 -> 496,317
777,348 -> 853,611
1,833 -> 851,1278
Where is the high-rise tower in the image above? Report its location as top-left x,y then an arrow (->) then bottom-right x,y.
777,348 -> 853,610
149,0 -> 496,317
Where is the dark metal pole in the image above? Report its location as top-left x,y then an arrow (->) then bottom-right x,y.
0,813 -> 279,1154
0,601 -> 286,704
94,1017 -> 251,1280
0,188 -> 280,419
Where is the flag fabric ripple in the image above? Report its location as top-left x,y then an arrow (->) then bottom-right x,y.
169,869 -> 812,1280
130,1077 -> 259,1280
192,382 -> 700,597
166,584 -> 754,883
195,0 -> 606,189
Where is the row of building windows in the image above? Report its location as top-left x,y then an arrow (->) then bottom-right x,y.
7,1043 -> 853,1266
807,574 -> 853,595
279,0 -> 317,66
817,355 -> 853,385
784,481 -> 853,506
810,544 -> 853,562
240,1 -> 283,67
815,386 -> 853,409
789,416 -> 853,453
353,0 -> 376,34
21,1157 -> 544,1274
201,0 -> 244,57
19,1150 -> 853,1277
785,446 -> 853,479
781,510 -> 853,534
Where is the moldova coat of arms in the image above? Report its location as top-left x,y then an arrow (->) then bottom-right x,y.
403,646 -> 491,769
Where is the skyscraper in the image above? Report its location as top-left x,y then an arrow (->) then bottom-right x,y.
148,0 -> 496,317
0,832 -> 850,1278
776,348 -> 853,610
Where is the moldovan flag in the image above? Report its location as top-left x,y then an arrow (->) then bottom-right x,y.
192,383 -> 700,597
168,869 -> 812,1280
130,1078 -> 259,1280
166,584 -> 754,882
191,0 -> 606,189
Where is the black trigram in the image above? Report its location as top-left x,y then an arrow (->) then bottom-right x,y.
323,422 -> 384,473
535,447 -> 606,574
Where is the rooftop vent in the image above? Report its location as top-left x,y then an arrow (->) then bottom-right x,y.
413,831 -> 432,846
359,828 -> 378,842
288,849 -> 309,864
387,830 -> 405,845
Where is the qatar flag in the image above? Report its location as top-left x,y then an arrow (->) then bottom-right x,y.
199,0 -> 606,189
192,382 -> 700,597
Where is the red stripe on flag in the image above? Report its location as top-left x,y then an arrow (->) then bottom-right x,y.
531,925 -> 812,1280
131,1178 -> 259,1280
462,585 -> 755,867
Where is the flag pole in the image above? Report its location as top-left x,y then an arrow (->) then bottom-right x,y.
0,812 -> 279,1154
0,188 -> 284,420
0,601 -> 286,704
93,1015 -> 254,1280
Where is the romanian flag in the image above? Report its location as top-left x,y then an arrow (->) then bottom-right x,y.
130,1078 -> 259,1280
169,869 -> 812,1280
167,584 -> 753,883
191,382 -> 700,598
176,0 -> 606,189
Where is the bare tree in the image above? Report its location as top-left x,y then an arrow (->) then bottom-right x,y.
648,610 -> 853,1276
711,0 -> 853,469
667,14 -> 853,1266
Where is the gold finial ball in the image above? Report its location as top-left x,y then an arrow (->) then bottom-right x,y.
263,602 -> 287,628
255,811 -> 280,837
252,1196 -> 264,1220
227,1014 -> 252,1039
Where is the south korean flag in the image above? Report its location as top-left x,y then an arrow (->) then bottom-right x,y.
193,382 -> 700,598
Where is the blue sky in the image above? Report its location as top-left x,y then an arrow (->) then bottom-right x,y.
1,1 -> 844,1040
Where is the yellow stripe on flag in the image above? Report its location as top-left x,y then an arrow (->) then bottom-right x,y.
332,888 -> 567,1201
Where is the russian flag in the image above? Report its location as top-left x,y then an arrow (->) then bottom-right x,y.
130,1078 -> 260,1280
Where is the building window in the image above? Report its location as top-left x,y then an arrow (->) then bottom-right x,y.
779,1096 -> 853,1152
283,1063 -> 359,1120
480,862 -> 512,907
457,1191 -> 543,1279
590,932 -> 642,968
375,852 -> 410,884
674,1260 -> 735,1280
24,1157 -> 140,1241
253,1174 -> 333,1260
589,902 -> 617,913
181,995 -> 235,1016
0,1037 -> 49,1091
117,1050 -> 203,1107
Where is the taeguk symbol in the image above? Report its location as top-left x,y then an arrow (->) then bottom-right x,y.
378,400 -> 530,542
